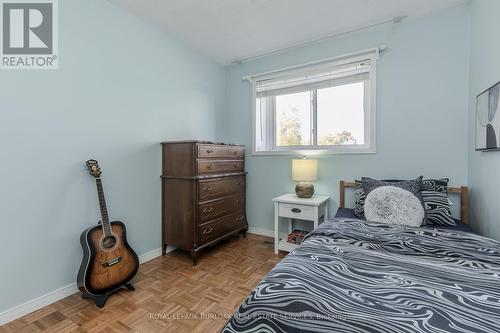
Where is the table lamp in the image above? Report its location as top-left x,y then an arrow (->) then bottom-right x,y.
292,158 -> 318,198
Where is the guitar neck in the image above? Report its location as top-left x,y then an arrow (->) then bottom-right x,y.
95,178 -> 112,236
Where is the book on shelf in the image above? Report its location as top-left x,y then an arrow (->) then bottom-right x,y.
287,229 -> 309,245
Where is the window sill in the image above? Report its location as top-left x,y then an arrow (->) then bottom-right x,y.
252,147 -> 376,156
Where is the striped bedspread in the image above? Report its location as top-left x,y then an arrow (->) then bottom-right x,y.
221,219 -> 500,333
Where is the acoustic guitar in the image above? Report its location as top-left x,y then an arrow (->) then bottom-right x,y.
77,160 -> 139,308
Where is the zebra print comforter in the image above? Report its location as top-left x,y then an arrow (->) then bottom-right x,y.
222,218 -> 500,333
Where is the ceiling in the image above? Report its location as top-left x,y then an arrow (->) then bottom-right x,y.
110,0 -> 465,64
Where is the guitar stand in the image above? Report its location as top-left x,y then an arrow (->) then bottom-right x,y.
81,283 -> 135,308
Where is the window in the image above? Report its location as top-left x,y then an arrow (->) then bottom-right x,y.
251,50 -> 377,155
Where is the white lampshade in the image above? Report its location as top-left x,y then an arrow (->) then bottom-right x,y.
292,159 -> 318,182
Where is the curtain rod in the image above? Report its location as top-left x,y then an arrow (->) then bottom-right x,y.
233,15 -> 405,65
242,46 -> 386,83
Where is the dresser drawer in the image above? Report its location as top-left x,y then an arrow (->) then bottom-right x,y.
197,159 -> 244,174
198,195 -> 245,223
198,176 -> 245,201
198,212 -> 246,244
278,203 -> 315,220
197,144 -> 244,158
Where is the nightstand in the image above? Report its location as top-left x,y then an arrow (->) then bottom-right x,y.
273,194 -> 330,254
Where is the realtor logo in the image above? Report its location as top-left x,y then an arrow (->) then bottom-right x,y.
1,0 -> 58,69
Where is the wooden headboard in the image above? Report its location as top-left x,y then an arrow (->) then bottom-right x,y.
339,181 -> 469,224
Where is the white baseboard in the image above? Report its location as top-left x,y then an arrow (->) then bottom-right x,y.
0,246 -> 172,326
248,227 -> 288,239
138,245 -> 175,264
0,283 -> 78,326
247,227 -> 274,237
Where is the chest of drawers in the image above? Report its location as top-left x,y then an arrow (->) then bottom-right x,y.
161,141 -> 247,265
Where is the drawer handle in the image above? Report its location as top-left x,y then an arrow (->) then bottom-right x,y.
207,164 -> 214,169
203,227 -> 214,235
202,207 -> 214,213
204,186 -> 214,192
236,182 -> 241,186
235,199 -> 240,204
206,149 -> 214,154
291,208 -> 302,213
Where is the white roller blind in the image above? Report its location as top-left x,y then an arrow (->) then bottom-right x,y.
256,59 -> 371,98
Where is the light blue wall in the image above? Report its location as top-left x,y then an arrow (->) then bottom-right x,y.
0,0 -> 225,313
468,0 -> 500,240
0,0 -> 484,319
224,6 -> 470,233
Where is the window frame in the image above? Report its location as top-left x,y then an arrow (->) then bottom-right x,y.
249,49 -> 378,156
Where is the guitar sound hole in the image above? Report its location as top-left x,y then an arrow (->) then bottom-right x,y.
102,235 -> 117,249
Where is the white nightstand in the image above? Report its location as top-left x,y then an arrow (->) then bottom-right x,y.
273,194 -> 330,254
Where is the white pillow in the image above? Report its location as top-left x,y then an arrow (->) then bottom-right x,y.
364,186 -> 425,227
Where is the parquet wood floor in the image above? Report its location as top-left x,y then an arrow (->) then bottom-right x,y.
1,234 -> 284,333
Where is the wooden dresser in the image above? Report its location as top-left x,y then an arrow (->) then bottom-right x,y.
161,141 -> 248,265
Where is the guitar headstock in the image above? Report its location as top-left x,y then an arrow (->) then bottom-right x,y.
86,159 -> 102,178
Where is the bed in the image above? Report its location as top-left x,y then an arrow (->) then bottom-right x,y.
221,181 -> 500,333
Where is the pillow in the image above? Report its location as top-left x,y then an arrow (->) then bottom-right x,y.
354,178 -> 402,218
361,176 -> 426,224
354,178 -> 456,226
362,176 -> 423,196
421,178 -> 455,226
364,186 -> 425,227
354,180 -> 366,219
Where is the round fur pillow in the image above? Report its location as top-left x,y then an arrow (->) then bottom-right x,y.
364,186 -> 425,227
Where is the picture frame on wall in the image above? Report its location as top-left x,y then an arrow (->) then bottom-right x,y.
476,81 -> 500,151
